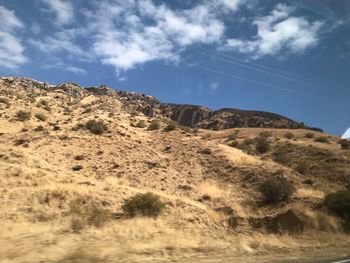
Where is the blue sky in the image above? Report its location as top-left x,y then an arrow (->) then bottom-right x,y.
0,0 -> 349,135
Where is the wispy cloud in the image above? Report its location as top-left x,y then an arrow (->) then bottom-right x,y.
0,5 -> 27,69
38,0 -> 74,26
223,4 -> 323,58
210,82 -> 219,92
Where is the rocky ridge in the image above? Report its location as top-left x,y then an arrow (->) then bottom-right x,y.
0,77 -> 321,132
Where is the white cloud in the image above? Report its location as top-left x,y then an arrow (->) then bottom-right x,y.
39,0 -> 74,26
0,5 -> 27,69
46,62 -> 86,74
29,29 -> 84,57
210,82 -> 219,92
215,0 -> 246,13
224,4 -> 323,58
87,0 -> 226,75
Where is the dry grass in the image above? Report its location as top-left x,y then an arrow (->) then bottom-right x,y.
0,78 -> 350,262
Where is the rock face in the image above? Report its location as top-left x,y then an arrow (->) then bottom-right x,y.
267,209 -> 306,234
159,104 -> 321,132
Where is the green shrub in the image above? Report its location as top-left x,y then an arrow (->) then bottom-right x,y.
85,119 -> 107,135
324,189 -> 350,219
164,121 -> 177,132
339,139 -> 349,150
135,120 -> 146,128
122,192 -> 166,217
315,137 -> 328,143
259,177 -> 295,204
305,132 -> 314,139
259,131 -> 272,138
255,137 -> 270,154
35,113 -> 47,121
16,110 -> 31,121
284,132 -> 295,139
148,120 -> 160,130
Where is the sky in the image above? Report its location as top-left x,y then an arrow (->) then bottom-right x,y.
0,0 -> 349,135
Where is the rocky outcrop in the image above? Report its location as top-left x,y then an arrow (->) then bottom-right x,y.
160,104 -> 211,127
267,209 -> 306,234
53,83 -> 88,98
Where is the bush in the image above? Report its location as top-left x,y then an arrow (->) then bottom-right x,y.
85,119 -> 107,135
296,161 -> 309,175
228,130 -> 240,140
0,97 -> 10,105
339,139 -> 349,150
284,132 -> 295,139
243,138 -> 254,145
69,199 -> 112,230
122,192 -> 166,217
255,137 -> 270,154
229,140 -> 239,148
34,125 -> 45,132
35,113 -> 47,121
315,137 -> 328,143
148,120 -> 160,130
16,110 -> 31,121
305,132 -> 314,139
164,121 -> 177,132
135,120 -> 146,128
259,177 -> 295,204
37,99 -> 51,112
273,150 -> 289,164
324,189 -> 350,219
259,131 -> 272,138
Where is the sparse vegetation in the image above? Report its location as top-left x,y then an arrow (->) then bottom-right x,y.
135,120 -> 146,128
164,121 -> 177,132
259,131 -> 272,138
228,130 -> 240,140
324,189 -> 350,223
315,137 -> 329,143
72,165 -> 83,171
284,132 -> 295,139
37,99 -> 51,112
255,137 -> 270,154
35,112 -> 47,121
85,119 -> 107,135
69,199 -> 112,231
259,177 -> 295,204
273,149 -> 289,164
295,161 -> 309,175
0,97 -> 10,105
34,125 -> 45,132
305,132 -> 314,139
228,140 -> 239,148
148,119 -> 160,130
122,192 -> 166,217
16,110 -> 31,121
339,139 -> 349,150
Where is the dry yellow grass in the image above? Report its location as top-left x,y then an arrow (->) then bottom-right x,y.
0,77 -> 350,262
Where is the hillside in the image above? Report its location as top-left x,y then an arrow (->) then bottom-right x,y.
0,77 -> 349,263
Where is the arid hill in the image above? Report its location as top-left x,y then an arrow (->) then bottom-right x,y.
0,77 -> 349,263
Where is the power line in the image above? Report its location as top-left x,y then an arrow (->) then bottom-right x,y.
196,66 -> 304,94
